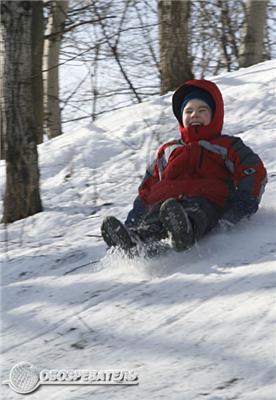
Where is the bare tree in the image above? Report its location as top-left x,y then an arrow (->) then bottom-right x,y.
35,0 -> 274,133
44,0 -> 69,139
216,0 -> 239,72
1,1 -> 42,223
189,1 -> 243,76
32,1 -> 44,144
239,0 -> 268,67
0,22 -> 6,160
158,0 -> 193,95
58,0 -> 160,129
92,0 -> 142,103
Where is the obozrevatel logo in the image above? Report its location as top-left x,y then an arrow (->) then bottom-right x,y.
3,361 -> 139,394
6,362 -> 40,394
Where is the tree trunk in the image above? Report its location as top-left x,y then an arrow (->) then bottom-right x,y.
239,0 -> 268,68
1,1 -> 42,223
31,1 -> 44,144
0,23 -> 6,160
158,0 -> 193,95
44,0 -> 68,139
217,0 -> 232,72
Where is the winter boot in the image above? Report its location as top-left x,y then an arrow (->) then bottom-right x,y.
101,216 -> 136,251
159,198 -> 194,251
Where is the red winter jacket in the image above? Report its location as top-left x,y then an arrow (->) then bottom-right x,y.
139,80 -> 267,209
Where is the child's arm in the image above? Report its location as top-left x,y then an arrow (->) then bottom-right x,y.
222,191 -> 260,223
222,137 -> 267,223
125,160 -> 157,227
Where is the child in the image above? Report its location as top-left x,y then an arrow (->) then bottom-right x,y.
101,79 -> 267,253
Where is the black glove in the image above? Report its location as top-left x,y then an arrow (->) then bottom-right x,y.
222,191 -> 258,224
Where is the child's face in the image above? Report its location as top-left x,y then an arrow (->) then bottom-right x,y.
182,99 -> 212,128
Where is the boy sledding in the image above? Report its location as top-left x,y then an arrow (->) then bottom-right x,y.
101,79 -> 267,255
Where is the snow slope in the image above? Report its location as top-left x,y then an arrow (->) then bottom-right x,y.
1,61 -> 276,400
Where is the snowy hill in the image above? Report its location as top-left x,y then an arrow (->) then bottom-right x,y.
1,61 -> 276,400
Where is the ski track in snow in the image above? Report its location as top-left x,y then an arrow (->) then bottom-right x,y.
1,61 -> 276,400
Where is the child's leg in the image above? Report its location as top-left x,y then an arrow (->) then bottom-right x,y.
159,197 -> 220,251
134,206 -> 167,242
101,206 -> 167,251
101,198 -> 219,252
180,197 -> 220,240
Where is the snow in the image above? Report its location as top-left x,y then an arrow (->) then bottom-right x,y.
1,60 -> 276,400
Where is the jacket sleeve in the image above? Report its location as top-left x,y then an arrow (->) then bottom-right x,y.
138,159 -> 159,204
125,160 -> 157,227
222,137 -> 267,223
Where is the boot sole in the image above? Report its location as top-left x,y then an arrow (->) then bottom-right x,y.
101,216 -> 135,251
160,199 -> 194,251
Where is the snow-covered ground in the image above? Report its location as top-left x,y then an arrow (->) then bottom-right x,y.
1,61 -> 276,400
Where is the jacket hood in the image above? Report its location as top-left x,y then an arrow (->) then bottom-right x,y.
172,79 -> 224,143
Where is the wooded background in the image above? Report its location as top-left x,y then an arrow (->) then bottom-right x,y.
1,0 -> 275,223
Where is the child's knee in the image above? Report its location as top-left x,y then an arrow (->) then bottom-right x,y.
180,198 -> 219,239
